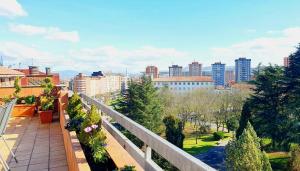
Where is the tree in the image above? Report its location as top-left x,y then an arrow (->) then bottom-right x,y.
283,45 -> 300,144
236,100 -> 252,138
163,115 -> 185,148
225,122 -> 272,171
112,76 -> 163,133
236,65 -> 289,148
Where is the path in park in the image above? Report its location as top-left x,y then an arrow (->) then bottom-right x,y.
194,141 -> 228,171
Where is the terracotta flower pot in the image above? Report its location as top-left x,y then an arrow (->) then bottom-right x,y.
12,104 -> 35,117
39,110 -> 53,124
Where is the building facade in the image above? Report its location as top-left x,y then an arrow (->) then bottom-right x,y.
169,65 -> 183,77
73,73 -> 126,96
189,62 -> 202,76
0,67 -> 25,87
284,57 -> 290,67
145,66 -> 159,78
15,66 -> 60,86
235,58 -> 251,83
225,70 -> 235,86
212,62 -> 225,87
153,76 -> 213,91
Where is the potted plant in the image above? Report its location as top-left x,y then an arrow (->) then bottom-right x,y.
12,95 -> 36,117
38,96 -> 54,123
38,78 -> 54,123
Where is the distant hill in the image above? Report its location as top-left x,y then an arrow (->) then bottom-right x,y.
58,70 -> 80,80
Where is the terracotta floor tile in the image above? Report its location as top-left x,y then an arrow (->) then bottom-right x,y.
49,166 -> 68,171
28,163 -> 49,171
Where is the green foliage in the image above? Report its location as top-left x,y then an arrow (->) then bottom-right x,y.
17,95 -> 35,104
13,76 -> 21,98
40,96 -> 54,111
24,95 -> 35,104
226,116 -> 239,132
77,105 -> 107,163
2,96 -> 12,103
90,131 -> 107,163
225,122 -> 272,171
289,144 -> 300,170
236,45 -> 300,149
41,77 -> 53,96
163,115 -> 185,148
78,105 -> 102,145
120,165 -> 136,171
213,131 -> 225,141
112,76 -> 163,133
66,93 -> 86,131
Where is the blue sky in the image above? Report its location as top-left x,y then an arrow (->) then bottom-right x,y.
1,0 -> 300,74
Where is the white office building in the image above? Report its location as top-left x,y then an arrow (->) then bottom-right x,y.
153,76 -> 214,91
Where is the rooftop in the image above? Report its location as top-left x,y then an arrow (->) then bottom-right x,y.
153,76 -> 213,82
0,67 -> 25,77
0,117 -> 67,171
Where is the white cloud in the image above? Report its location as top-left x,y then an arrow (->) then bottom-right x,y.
9,24 -> 80,43
0,41 -> 188,73
69,46 -> 189,72
211,27 -> 300,67
0,0 -> 27,17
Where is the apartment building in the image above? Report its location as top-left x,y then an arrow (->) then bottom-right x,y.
212,62 -> 225,87
189,62 -> 202,76
169,65 -> 183,77
153,76 -> 213,91
73,72 -> 126,96
0,66 -> 25,87
235,57 -> 251,83
15,66 -> 60,86
145,66 -> 159,78
284,57 -> 290,67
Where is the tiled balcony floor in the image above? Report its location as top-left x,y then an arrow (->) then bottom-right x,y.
0,117 -> 68,171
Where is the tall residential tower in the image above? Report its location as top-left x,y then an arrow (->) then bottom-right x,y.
235,57 -> 251,83
169,65 -> 183,77
211,62 -> 225,87
189,61 -> 202,76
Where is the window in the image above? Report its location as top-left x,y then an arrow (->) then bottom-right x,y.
201,82 -> 204,85
170,82 -> 173,85
192,82 -> 194,85
188,82 -> 190,85
197,82 -> 199,85
183,82 -> 186,85
175,82 -> 177,85
179,82 -> 181,85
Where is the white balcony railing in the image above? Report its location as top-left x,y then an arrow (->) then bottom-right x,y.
80,93 -> 215,171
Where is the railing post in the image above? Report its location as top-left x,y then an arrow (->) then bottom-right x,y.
145,145 -> 151,160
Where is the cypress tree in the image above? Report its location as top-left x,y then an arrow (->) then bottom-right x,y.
226,122 -> 272,171
163,115 -> 185,148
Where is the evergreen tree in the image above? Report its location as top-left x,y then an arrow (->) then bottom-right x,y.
112,76 -> 163,133
163,115 -> 185,148
226,122 -> 272,171
236,100 -> 252,138
283,45 -> 300,144
236,65 -> 288,148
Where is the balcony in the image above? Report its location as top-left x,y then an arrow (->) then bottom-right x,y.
1,91 -> 215,171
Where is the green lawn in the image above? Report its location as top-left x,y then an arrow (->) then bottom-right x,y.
183,133 -> 232,155
268,152 -> 290,171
